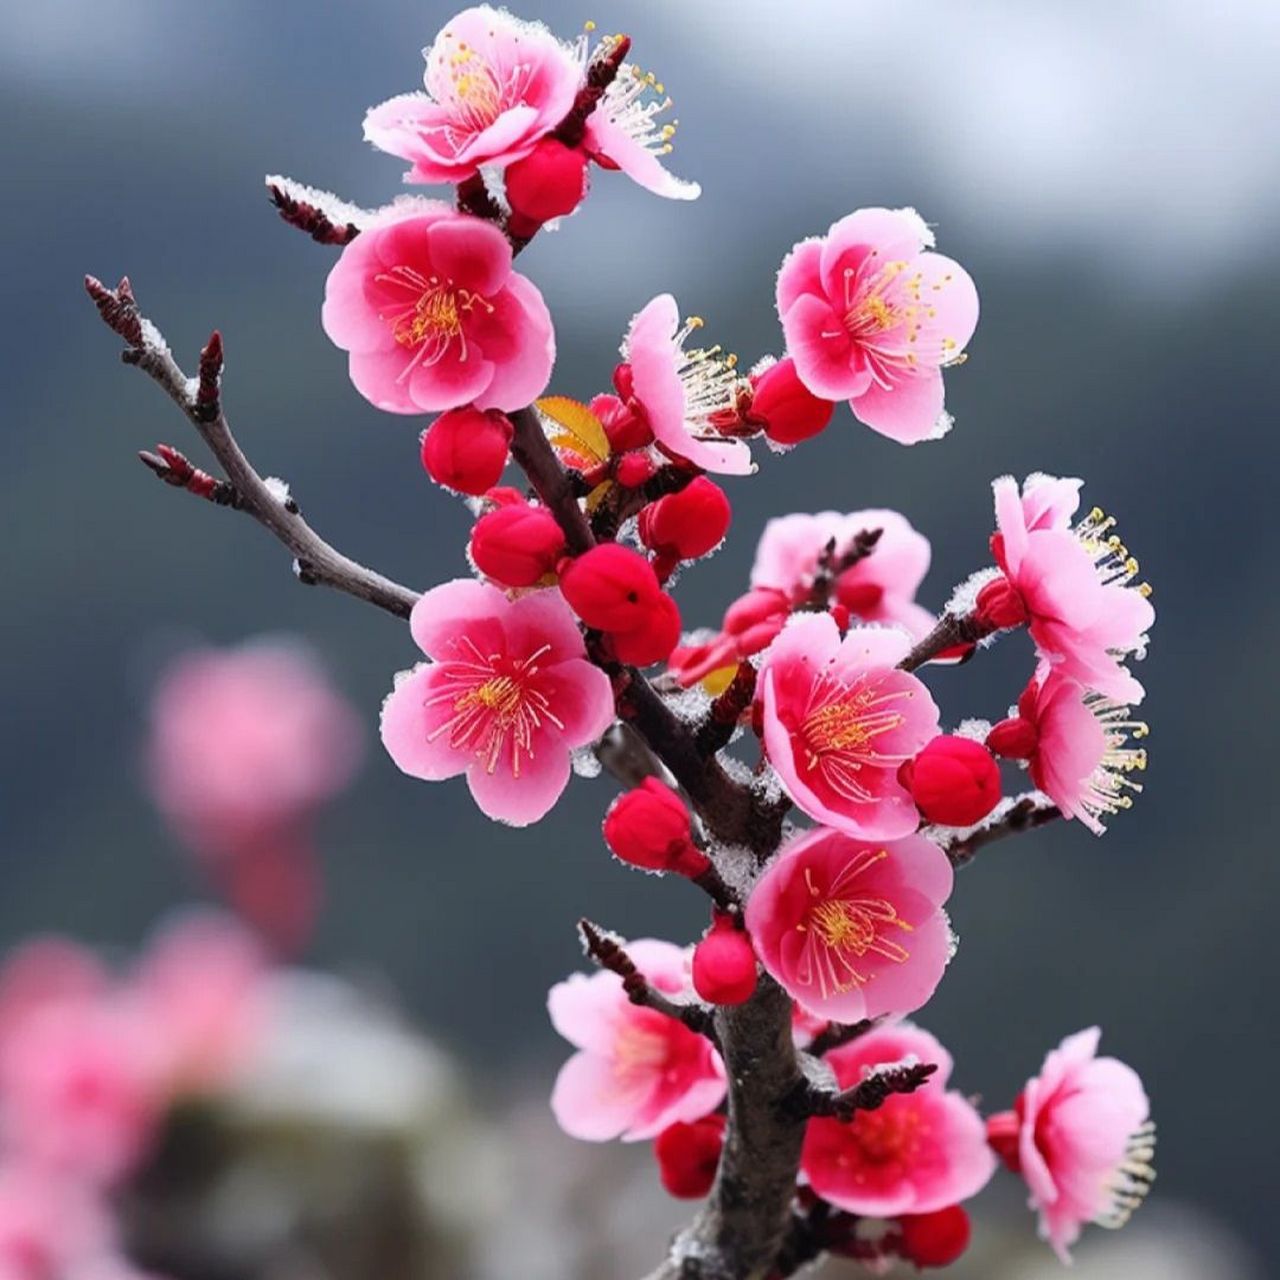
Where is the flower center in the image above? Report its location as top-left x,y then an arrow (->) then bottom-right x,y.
797,673 -> 910,804
848,1100 -> 922,1165
614,1017 -> 671,1079
376,266 -> 494,376
439,42 -> 505,131
423,639 -> 563,777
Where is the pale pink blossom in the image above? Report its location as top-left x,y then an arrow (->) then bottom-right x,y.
987,1028 -> 1154,1263
758,615 -> 940,839
777,208 -> 978,443
548,939 -> 725,1141
621,295 -> 753,475
745,827 -> 954,1022
129,911 -> 267,1097
0,1163 -> 116,1280
0,960 -> 163,1185
991,474 -> 1154,704
988,667 -> 1147,835
147,639 -> 362,861
584,64 -> 701,201
801,1022 -> 995,1216
381,579 -> 614,826
751,509 -> 934,637
363,7 -> 581,185
322,203 -> 555,414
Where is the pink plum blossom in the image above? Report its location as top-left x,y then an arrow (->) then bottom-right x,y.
381,579 -> 614,826
668,587 -> 791,688
987,1028 -> 1154,1263
0,1163 -> 116,1280
363,7 -> 581,185
802,1022 -> 995,1216
758,615 -> 940,839
745,827 -> 954,1022
584,64 -> 701,201
777,208 -> 979,443
991,474 -> 1154,704
751,509 -> 934,638
322,203 -> 555,414
621,295 -> 753,475
548,939 -> 725,1141
988,667 -> 1147,835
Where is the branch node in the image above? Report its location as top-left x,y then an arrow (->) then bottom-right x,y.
195,330 -> 224,423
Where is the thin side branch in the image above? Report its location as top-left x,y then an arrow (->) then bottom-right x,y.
898,611 -> 991,672
941,793 -> 1063,867
805,1018 -> 879,1059
86,276 -> 421,620
579,920 -> 717,1042
803,1060 -> 938,1123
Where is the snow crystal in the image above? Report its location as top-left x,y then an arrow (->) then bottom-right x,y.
263,476 -> 292,506
955,717 -> 992,743
946,566 -> 1001,618
138,317 -> 170,357
571,746 -> 603,779
265,174 -> 371,231
661,683 -> 712,727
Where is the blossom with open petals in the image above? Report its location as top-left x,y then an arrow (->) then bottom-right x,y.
777,208 -> 978,443
322,204 -> 555,414
986,1028 -> 1155,1262
758,615 -> 939,839
549,940 -> 725,1141
802,1023 -> 995,1216
745,827 -> 954,1022
363,7 -> 581,185
381,580 -> 614,826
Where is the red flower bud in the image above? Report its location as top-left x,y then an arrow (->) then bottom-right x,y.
560,543 -> 663,632
985,714 -> 1039,761
470,502 -> 566,588
985,1109 -> 1022,1173
897,1206 -> 972,1269
615,452 -> 656,488
612,362 -> 635,400
692,914 -> 758,1006
639,477 -> 732,561
653,1115 -> 726,1199
611,591 -> 682,666
747,357 -> 835,445
504,138 -> 590,234
602,778 -> 710,878
900,735 -> 1002,827
974,574 -> 1029,631
420,407 -> 513,495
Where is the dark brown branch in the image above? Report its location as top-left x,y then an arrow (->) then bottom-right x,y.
801,526 -> 883,612
805,1018 -> 879,1060
267,183 -> 361,245
898,610 -> 991,672
803,1060 -> 938,1123
941,793 -> 1062,867
694,662 -> 757,756
509,405 -> 598,555
579,920 -> 716,1041
86,277 -> 421,620
554,32 -> 632,149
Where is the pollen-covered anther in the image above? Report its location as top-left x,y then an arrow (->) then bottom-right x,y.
1098,1121 -> 1157,1229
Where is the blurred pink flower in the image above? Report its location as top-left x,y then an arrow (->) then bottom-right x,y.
991,474 -> 1154,703
621,295 -> 753,475
777,208 -> 978,443
758,615 -> 939,839
987,667 -> 1147,834
745,827 -> 954,1022
381,579 -> 614,826
548,939 -> 725,1141
802,1023 -> 995,1216
363,6 -> 581,185
987,1027 -> 1154,1262
0,1163 -> 116,1280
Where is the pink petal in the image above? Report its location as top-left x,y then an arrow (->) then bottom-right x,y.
379,664 -> 471,782
426,217 -> 512,295
818,208 -> 933,303
585,113 -> 701,200
775,237 -> 825,317
547,973 -> 623,1055
469,273 -> 555,411
410,580 -> 510,659
783,293 -> 868,401
465,733 -> 572,826
849,366 -> 946,444
550,1049 -> 647,1141
535,659 -> 615,749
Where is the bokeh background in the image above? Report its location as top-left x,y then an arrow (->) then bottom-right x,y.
4,0 -> 1277,1274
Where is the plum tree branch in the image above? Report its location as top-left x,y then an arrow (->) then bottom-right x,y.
941,793 -> 1062,867
85,276 -> 421,621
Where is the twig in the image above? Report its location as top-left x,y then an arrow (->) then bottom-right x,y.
941,793 -> 1062,867
139,444 -> 245,509
578,920 -> 717,1042
266,183 -> 361,245
85,276 -> 421,620
803,1060 -> 938,1123
805,1018 -> 879,1059
801,527 -> 883,612
898,610 -> 991,672
694,662 -> 757,757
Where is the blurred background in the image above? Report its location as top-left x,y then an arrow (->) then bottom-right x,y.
2,0 -> 1276,1275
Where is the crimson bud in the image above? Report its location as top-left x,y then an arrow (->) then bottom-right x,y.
639,477 -> 732,561
746,356 -> 835,445
420,407 -> 513,495
470,502 -> 566,588
504,138 -> 590,236
610,591 -> 682,666
560,543 -> 664,632
692,913 -> 758,1006
900,735 -> 1002,827
653,1115 -> 726,1199
897,1206 -> 972,1269
602,778 -> 710,878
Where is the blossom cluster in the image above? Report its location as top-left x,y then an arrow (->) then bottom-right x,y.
264,5 -> 1158,1272
0,914 -> 268,1280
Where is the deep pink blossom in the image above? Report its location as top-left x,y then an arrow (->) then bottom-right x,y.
987,667 -> 1147,834
621,296 -> 752,475
991,474 -> 1154,704
802,1023 -> 995,1216
758,615 -> 940,839
584,64 -> 701,201
777,208 -> 978,443
363,7 -> 581,185
668,587 -> 791,688
548,939 -> 725,1141
381,579 -> 614,826
322,204 -> 555,414
745,828 -> 954,1022
751,509 -> 934,638
147,639 -> 362,861
987,1028 -> 1154,1262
